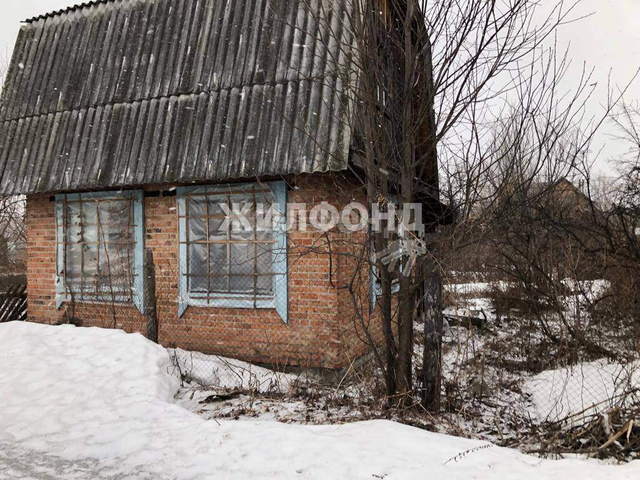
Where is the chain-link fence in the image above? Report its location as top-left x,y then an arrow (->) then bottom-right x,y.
60,246 -> 308,392
55,251 -> 640,455
51,191 -> 640,457
55,188 -> 333,393
441,276 -> 640,456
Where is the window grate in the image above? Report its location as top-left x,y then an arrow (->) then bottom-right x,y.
55,191 -> 145,312
177,182 -> 288,323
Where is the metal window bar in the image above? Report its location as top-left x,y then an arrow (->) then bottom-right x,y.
60,196 -> 137,301
182,186 -> 277,307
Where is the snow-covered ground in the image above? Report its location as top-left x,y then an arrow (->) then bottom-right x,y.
1,322 -> 640,479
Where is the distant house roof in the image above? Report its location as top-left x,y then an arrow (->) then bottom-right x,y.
0,0 -> 354,195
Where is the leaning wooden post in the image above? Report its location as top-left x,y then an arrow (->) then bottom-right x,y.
421,245 -> 443,411
144,248 -> 158,343
634,271 -> 640,351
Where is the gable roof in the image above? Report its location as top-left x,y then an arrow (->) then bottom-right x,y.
0,0 -> 354,195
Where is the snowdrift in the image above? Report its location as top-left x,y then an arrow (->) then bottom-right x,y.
1,322 -> 639,479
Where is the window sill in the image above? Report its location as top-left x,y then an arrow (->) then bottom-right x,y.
55,290 -> 144,314
178,293 -> 287,324
185,295 -> 276,310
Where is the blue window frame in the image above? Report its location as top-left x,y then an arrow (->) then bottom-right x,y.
55,190 -> 145,313
370,230 -> 402,311
177,181 -> 288,323
370,254 -> 401,310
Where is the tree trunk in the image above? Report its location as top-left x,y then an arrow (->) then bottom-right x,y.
375,230 -> 397,398
393,0 -> 418,403
395,274 -> 414,399
634,270 -> 640,349
421,254 -> 443,411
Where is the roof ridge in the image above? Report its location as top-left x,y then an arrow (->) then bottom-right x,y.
23,0 -> 122,24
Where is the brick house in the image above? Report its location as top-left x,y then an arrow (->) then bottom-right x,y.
0,0 -> 438,369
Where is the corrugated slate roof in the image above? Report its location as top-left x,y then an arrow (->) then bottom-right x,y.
0,0 -> 354,194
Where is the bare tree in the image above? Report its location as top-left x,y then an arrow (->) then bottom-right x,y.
284,0 -> 621,408
597,103 -> 640,337
0,51 -> 26,272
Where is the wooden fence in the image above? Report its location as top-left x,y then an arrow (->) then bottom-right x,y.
0,284 -> 27,323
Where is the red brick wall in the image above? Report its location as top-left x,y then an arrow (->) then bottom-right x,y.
26,195 -> 148,331
26,195 -> 63,325
25,175 -> 385,369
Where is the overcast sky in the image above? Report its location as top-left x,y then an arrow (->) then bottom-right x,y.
1,0 -> 639,175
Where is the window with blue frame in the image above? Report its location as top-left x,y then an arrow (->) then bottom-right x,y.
370,250 -> 401,310
177,182 -> 288,323
370,225 -> 403,310
55,191 -> 145,313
